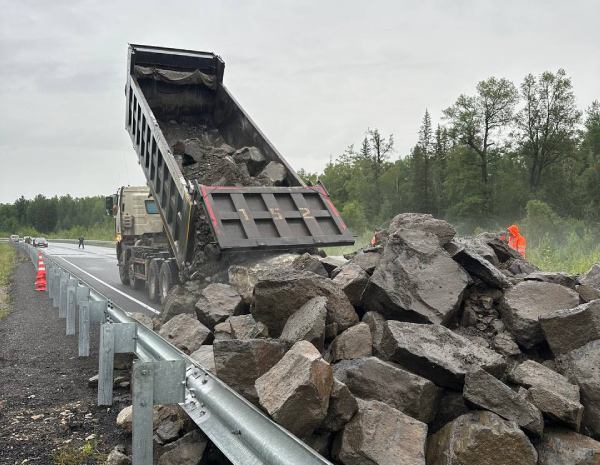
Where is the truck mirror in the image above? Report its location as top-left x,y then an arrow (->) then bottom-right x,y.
105,196 -> 114,216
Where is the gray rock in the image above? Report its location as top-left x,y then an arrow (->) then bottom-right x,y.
252,268 -> 359,337
577,284 -> 600,303
258,161 -> 287,185
129,312 -> 154,330
388,212 -> 456,246
492,332 -> 522,357
508,360 -> 583,430
157,430 -> 207,465
452,247 -> 511,289
194,283 -> 244,329
161,288 -> 198,323
319,255 -> 348,276
334,398 -> 428,465
116,405 -> 133,432
500,281 -> 580,349
331,323 -> 372,361
255,341 -> 333,438
556,340 -> 600,438
323,378 -> 358,432
213,321 -> 232,341
540,300 -> 600,355
362,311 -> 386,355
380,321 -> 506,390
525,271 -> 578,289
279,296 -> 327,352
290,253 -> 328,277
332,264 -> 369,306
333,356 -> 442,424
454,235 -> 500,265
430,391 -> 470,433
362,229 -> 470,325
158,314 -> 211,354
347,251 -> 381,275
232,146 -> 266,176
478,232 -> 523,263
580,263 -> 600,291
463,369 -> 544,436
155,418 -> 183,443
214,338 -> 287,403
537,427 -> 600,465
228,314 -> 269,340
189,345 -> 215,372
426,411 -> 538,465
105,446 -> 131,465
227,253 -> 297,301
507,258 -> 539,275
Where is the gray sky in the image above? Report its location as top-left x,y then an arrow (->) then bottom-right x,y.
1,0 -> 599,203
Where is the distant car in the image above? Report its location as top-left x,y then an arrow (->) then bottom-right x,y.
34,237 -> 48,248
24,236 -> 32,244
10,234 -> 19,242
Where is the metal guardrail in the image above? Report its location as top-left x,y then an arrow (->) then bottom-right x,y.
16,242 -> 331,465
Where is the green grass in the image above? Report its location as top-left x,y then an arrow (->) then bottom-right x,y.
0,244 -> 16,319
527,234 -> 600,275
322,230 -> 372,256
52,440 -> 107,465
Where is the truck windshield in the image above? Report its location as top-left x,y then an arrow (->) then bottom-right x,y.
145,200 -> 159,214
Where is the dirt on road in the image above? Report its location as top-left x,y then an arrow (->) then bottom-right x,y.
0,258 -> 128,465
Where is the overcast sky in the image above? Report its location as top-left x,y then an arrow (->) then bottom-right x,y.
1,0 -> 599,203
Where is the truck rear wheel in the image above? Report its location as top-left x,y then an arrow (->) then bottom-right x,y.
159,261 -> 178,304
146,259 -> 162,303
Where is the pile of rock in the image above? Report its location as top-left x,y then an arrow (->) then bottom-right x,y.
117,212 -> 600,464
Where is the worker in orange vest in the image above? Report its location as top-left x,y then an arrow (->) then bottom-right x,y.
505,224 -> 526,257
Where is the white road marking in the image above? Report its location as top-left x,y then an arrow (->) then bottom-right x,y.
54,255 -> 160,315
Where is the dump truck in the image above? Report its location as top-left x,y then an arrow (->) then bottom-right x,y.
106,44 -> 354,303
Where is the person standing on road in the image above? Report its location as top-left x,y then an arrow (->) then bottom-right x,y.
78,236 -> 85,249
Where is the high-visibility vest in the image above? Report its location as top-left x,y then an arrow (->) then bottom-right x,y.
509,234 -> 526,257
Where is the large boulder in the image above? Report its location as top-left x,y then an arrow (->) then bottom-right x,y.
580,263 -> 600,290
388,212 -> 456,246
334,398 -> 428,465
361,311 -> 386,355
158,314 -> 211,354
290,253 -> 328,277
463,370 -> 544,436
577,283 -> 600,303
331,323 -> 372,361
227,253 -> 297,301
380,321 -> 506,390
556,340 -> 600,438
279,296 -> 327,352
426,411 -> 538,465
362,229 -> 470,325
451,246 -> 511,289
449,235 -> 500,266
157,430 -> 207,465
540,300 -> 600,355
430,391 -> 470,434
213,339 -> 287,403
333,356 -> 442,424
537,428 -> 600,465
190,345 -> 215,372
525,271 -> 578,289
255,341 -> 333,438
252,268 -> 359,337
228,314 -> 269,340
500,281 -> 580,349
508,360 -> 583,430
322,379 -> 358,432
105,446 -> 131,465
319,255 -> 348,276
161,287 -> 198,323
194,283 -> 244,329
332,264 -> 369,306
346,251 -> 381,275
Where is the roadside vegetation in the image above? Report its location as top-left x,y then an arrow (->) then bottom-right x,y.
51,440 -> 107,465
0,243 -> 16,319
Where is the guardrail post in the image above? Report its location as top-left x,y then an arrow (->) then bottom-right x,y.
90,300 -> 108,324
52,268 -> 60,306
98,322 -> 137,406
77,286 -> 91,357
59,272 -> 68,318
132,360 -> 185,465
66,278 -> 78,335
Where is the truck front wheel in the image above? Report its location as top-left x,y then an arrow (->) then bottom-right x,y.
159,261 -> 178,304
147,259 -> 162,303
118,254 -> 130,286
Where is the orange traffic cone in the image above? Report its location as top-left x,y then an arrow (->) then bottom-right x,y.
35,252 -> 47,292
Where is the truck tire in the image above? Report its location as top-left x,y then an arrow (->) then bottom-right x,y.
146,259 -> 162,303
119,253 -> 130,285
129,261 -> 145,291
159,261 -> 178,304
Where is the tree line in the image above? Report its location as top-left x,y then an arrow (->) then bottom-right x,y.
0,195 -> 111,237
300,69 -> 600,234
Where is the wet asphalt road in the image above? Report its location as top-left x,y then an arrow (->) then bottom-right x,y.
42,242 -> 161,317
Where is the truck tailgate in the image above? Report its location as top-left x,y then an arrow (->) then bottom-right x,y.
198,184 -> 354,250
